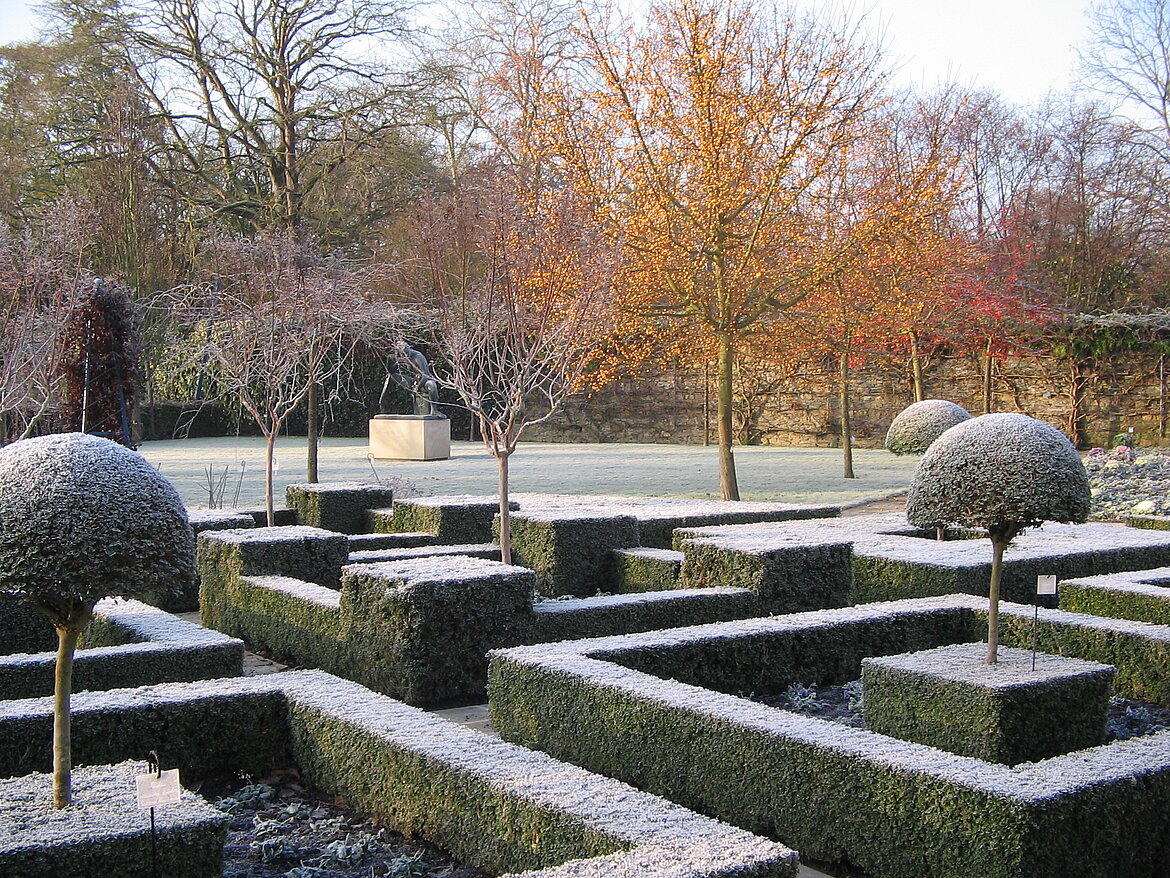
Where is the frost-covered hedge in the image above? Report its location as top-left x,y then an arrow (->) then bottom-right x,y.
0,433 -> 196,611
612,547 -> 683,592
0,599 -> 243,699
507,511 -> 641,597
0,672 -> 799,878
674,513 -> 1170,608
675,530 -> 854,614
197,528 -> 767,705
907,413 -> 1090,532
488,595 -> 1170,878
862,643 -> 1113,765
1059,568 -> 1170,627
884,399 -> 970,455
0,760 -> 227,878
381,496 -> 516,544
285,482 -> 394,534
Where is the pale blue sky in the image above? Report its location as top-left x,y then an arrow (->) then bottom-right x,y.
0,0 -> 1092,105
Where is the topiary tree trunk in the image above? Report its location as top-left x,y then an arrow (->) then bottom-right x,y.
37,598 -> 95,807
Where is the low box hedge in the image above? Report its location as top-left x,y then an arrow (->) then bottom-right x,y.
675,531 -> 854,615
1059,567 -> 1170,626
0,598 -> 244,700
0,672 -> 799,878
198,528 -> 771,705
384,496 -> 517,543
612,548 -> 683,592
285,482 -> 394,534
862,643 -> 1114,765
488,595 -> 1170,878
0,760 -> 227,878
198,526 -> 350,591
675,513 -> 1170,608
507,511 -> 640,597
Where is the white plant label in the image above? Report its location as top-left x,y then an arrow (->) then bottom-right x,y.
136,768 -> 181,808
1037,575 -> 1057,596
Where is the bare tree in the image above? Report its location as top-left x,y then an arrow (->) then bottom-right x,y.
0,200 -> 93,442
164,230 -> 399,523
412,175 -> 614,563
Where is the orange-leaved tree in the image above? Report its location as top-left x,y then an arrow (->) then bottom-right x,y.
541,0 -> 887,499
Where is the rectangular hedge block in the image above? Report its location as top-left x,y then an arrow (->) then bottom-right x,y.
0,672 -> 799,878
286,482 -> 395,534
198,526 -> 350,591
0,760 -> 226,878
508,511 -> 640,597
676,530 -> 854,615
512,494 -> 840,549
0,601 -> 54,657
488,595 -> 1170,878
531,588 -> 760,643
0,599 -> 243,700
675,514 -> 1170,609
862,643 -> 1114,765
337,557 -> 535,704
348,543 -> 499,565
1060,567 -> 1170,626
347,532 -> 441,552
612,548 -> 683,592
384,496 -> 517,543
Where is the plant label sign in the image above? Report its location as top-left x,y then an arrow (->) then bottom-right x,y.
136,768 -> 181,808
1037,575 -> 1057,596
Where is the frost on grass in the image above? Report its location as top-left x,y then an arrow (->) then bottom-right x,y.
906,413 -> 1090,533
0,433 -> 196,607
884,399 -> 971,455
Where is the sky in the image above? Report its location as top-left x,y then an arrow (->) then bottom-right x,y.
0,0 -> 1094,106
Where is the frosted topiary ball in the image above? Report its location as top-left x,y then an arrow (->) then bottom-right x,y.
0,433 -> 195,609
885,399 -> 971,455
907,413 -> 1090,534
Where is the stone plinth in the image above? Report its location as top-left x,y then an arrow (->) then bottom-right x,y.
862,642 -> 1115,765
369,415 -> 450,461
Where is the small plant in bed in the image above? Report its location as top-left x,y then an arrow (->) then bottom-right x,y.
205,768 -> 489,878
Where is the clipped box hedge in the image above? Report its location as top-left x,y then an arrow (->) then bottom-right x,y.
0,598 -> 243,700
286,482 -> 394,534
0,672 -> 799,878
382,496 -> 517,543
676,513 -> 1170,608
488,595 -> 1170,878
0,601 -> 54,656
1059,567 -> 1170,626
0,761 -> 227,878
198,527 -> 766,705
862,643 -> 1113,765
509,494 -> 841,550
675,530 -> 854,615
612,547 -> 683,592
198,525 -> 349,590
507,511 -> 641,597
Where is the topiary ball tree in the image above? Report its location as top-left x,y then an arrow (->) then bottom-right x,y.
906,413 -> 1089,664
0,433 -> 195,807
885,399 -> 971,455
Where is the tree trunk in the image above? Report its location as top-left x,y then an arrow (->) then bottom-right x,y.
909,334 -> 925,402
497,451 -> 512,565
264,430 -> 277,527
982,339 -> 995,415
839,353 -> 856,479
986,537 -> 1005,664
716,331 -> 740,501
306,381 -> 319,483
52,604 -> 92,808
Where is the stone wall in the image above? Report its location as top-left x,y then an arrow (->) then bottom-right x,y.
526,350 -> 1170,449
